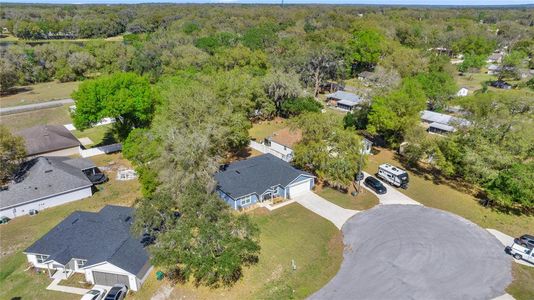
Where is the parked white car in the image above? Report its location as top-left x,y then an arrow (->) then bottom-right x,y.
506,243 -> 534,264
81,288 -> 107,300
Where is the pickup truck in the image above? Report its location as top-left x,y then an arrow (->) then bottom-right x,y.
506,243 -> 534,264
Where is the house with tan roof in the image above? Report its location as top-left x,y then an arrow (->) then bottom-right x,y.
262,127 -> 302,162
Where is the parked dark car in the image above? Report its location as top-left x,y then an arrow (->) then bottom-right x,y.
104,284 -> 128,300
0,216 -> 10,224
364,176 -> 387,194
515,234 -> 534,249
490,80 -> 512,90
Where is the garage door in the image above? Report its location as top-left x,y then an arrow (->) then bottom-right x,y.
93,271 -> 130,287
287,179 -> 311,199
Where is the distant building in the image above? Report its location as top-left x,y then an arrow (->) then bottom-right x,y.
420,110 -> 470,134
487,64 -> 501,75
487,52 -> 504,64
326,91 -> 366,112
15,125 -> 81,157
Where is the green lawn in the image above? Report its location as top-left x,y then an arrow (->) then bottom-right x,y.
455,72 -> 495,92
317,186 -> 378,211
73,124 -> 117,147
507,264 -> 534,300
165,204 -> 343,299
0,106 -> 72,130
364,149 -> 534,300
0,154 -> 140,300
1,81 -> 80,108
249,118 -> 287,141
364,149 -> 534,237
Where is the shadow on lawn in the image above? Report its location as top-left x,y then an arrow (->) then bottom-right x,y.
384,150 -> 533,217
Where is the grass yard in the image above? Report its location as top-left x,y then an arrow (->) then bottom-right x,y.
165,203 -> 343,299
364,149 -> 534,237
73,124 -> 116,147
365,149 -> 534,299
59,273 -> 92,289
507,264 -> 534,300
249,118 -> 287,141
316,186 -> 378,211
455,72 -> 495,92
1,81 -> 80,108
0,106 -> 72,130
0,154 -> 141,300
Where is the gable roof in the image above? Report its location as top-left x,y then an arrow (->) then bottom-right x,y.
25,205 -> 150,277
420,110 -> 470,127
268,127 -> 302,149
16,125 -> 80,156
326,91 -> 363,104
0,156 -> 93,210
215,154 -> 313,199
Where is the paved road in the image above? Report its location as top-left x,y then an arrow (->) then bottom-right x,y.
310,205 -> 512,300
361,171 -> 421,205
0,98 -> 74,115
294,191 -> 358,229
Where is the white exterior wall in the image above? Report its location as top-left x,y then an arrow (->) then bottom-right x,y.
249,141 -> 293,162
27,146 -> 81,159
85,262 -> 140,291
269,141 -> 293,157
0,187 -> 93,219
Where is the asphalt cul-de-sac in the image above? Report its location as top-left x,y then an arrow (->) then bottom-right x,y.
310,205 -> 512,300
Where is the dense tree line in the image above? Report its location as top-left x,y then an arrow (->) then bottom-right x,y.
2,4 -> 533,287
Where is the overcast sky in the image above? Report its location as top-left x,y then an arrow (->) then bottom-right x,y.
4,0 -> 533,5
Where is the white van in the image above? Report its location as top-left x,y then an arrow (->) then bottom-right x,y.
506,243 -> 534,264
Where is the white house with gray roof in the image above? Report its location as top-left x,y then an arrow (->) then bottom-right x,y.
24,205 -> 152,291
0,156 -> 95,219
326,91 -> 366,111
215,154 -> 315,210
420,110 -> 471,134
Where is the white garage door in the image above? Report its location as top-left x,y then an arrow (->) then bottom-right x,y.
93,271 -> 130,287
288,179 -> 311,199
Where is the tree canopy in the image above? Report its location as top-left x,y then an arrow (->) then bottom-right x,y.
72,72 -> 158,139
0,126 -> 27,185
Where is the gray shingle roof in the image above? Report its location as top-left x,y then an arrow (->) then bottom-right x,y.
214,154 -> 313,199
0,157 -> 93,210
326,91 -> 363,104
16,125 -> 80,156
25,205 -> 150,277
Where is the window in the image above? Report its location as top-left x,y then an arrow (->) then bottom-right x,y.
36,254 -> 49,263
240,196 -> 252,206
76,259 -> 87,267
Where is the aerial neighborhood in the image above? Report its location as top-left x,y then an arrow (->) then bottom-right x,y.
0,3 -> 533,300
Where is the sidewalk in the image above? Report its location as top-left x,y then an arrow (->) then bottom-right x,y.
294,191 -> 358,229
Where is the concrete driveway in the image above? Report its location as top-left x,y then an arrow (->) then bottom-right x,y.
293,191 -> 358,229
359,171 -> 421,205
310,205 -> 512,300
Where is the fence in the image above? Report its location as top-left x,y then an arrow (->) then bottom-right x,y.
249,140 -> 292,162
79,143 -> 122,158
